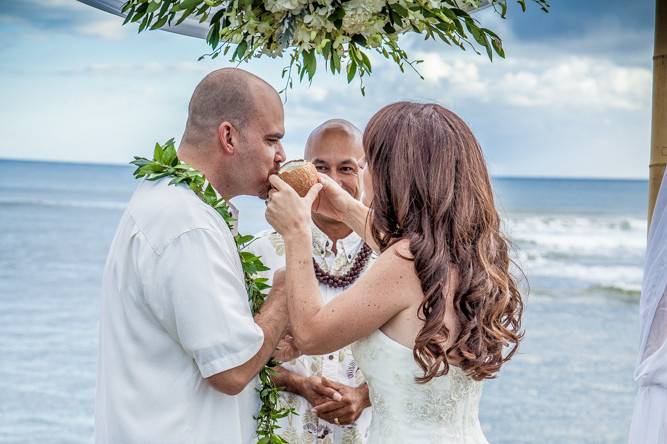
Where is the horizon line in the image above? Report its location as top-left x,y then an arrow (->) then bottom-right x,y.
0,156 -> 650,182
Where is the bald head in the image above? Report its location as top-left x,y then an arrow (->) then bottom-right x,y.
304,118 -> 364,207
304,119 -> 362,159
177,68 -> 285,200
183,68 -> 278,145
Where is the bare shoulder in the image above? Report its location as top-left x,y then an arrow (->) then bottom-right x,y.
375,239 -> 415,269
361,239 -> 422,304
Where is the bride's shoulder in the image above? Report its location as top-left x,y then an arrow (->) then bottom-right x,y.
375,239 -> 416,277
378,239 -> 460,292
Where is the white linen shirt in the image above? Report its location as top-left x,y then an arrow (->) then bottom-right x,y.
248,224 -> 374,444
95,178 -> 265,444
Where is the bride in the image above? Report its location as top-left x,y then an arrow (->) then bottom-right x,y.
265,101 -> 523,443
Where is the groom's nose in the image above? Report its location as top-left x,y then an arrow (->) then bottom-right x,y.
275,144 -> 286,163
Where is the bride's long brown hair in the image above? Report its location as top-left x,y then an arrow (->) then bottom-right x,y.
364,102 -> 524,382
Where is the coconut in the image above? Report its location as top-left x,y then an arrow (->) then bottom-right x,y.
278,160 -> 318,197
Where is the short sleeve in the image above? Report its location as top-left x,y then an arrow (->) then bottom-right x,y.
147,228 -> 265,378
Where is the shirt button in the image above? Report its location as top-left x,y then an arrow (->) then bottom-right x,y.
328,354 -> 334,360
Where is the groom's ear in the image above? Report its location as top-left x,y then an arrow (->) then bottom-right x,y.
217,121 -> 237,155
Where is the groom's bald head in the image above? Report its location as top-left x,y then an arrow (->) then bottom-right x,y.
182,68 -> 277,144
178,68 -> 285,200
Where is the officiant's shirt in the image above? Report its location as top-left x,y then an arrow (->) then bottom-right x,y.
95,178 -> 265,444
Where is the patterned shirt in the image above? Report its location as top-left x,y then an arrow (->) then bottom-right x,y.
248,224 -> 375,444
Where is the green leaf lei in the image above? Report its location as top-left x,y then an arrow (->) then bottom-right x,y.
131,138 -> 294,444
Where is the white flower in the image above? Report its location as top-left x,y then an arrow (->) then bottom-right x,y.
293,23 -> 315,44
341,0 -> 387,35
303,11 -> 335,31
332,34 -> 351,49
265,0 -> 309,13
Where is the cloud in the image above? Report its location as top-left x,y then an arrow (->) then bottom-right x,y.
76,16 -> 126,40
1,0 -> 130,41
409,51 -> 651,111
2,0 -> 88,29
45,0 -> 91,10
474,0 -> 653,64
417,53 -> 488,96
499,57 -> 651,110
42,61 -> 214,77
389,3 -> 653,112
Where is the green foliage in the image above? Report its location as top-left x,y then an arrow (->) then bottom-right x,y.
131,139 -> 294,444
121,0 -> 549,95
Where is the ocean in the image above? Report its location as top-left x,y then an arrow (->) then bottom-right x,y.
0,159 -> 644,444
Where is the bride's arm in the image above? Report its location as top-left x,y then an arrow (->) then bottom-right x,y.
283,231 -> 415,354
266,174 -> 415,354
338,199 -> 379,254
314,174 -> 380,253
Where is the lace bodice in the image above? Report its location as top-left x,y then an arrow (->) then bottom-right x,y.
351,329 -> 489,444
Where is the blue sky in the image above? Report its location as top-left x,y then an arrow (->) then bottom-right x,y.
0,0 -> 656,178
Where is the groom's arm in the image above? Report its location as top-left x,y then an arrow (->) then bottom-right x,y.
207,279 -> 288,395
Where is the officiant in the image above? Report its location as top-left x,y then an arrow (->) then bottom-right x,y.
249,119 -> 373,443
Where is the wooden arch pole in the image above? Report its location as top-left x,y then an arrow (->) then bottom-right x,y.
648,0 -> 667,229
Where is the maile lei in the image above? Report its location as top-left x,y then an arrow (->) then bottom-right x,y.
131,138 -> 293,444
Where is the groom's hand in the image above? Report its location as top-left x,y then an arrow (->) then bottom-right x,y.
312,378 -> 371,425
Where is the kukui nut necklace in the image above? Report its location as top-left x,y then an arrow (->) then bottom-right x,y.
313,243 -> 372,289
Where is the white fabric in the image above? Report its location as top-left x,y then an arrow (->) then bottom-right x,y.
629,167 -> 667,443
248,225 -> 373,443
352,329 -> 488,444
95,178 -> 265,444
77,0 -> 209,38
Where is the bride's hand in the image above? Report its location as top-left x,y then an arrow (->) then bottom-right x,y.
273,335 -> 301,362
265,175 -> 322,237
312,173 -> 356,222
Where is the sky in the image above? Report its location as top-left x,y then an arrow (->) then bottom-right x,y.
0,0 -> 657,178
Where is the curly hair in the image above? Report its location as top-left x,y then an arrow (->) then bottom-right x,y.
363,102 -> 524,382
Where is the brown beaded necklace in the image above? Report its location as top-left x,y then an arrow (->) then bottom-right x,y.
313,243 -> 372,289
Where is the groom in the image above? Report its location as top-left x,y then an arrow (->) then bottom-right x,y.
95,68 -> 290,444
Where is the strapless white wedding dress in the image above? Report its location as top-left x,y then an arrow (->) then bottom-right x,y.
351,329 -> 490,444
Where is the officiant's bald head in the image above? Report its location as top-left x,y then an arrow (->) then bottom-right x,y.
179,68 -> 285,199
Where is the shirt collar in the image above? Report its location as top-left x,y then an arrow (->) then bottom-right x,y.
311,222 -> 363,260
